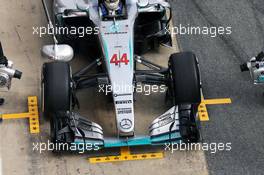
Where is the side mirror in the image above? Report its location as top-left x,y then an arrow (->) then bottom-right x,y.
76,0 -> 90,11
148,0 -> 170,8
137,0 -> 149,7
41,44 -> 74,62
158,1 -> 170,8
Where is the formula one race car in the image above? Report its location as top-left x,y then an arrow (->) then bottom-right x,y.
241,51 -> 264,84
41,0 -> 202,150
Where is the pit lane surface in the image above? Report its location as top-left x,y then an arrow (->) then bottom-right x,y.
170,0 -> 264,174
0,0 -> 208,175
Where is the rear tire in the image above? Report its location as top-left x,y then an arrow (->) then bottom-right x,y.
168,52 -> 201,143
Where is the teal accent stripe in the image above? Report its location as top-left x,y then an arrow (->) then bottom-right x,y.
129,38 -> 133,69
151,132 -> 181,143
72,132 -> 182,148
102,38 -> 110,69
258,75 -> 264,82
104,136 -> 151,147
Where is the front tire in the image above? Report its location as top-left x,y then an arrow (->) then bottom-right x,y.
169,52 -> 201,104
42,62 -> 72,144
168,52 -> 201,143
42,62 -> 71,117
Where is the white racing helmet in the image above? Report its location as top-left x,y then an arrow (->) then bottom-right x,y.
104,0 -> 120,11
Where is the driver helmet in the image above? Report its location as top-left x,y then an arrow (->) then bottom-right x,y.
104,0 -> 120,11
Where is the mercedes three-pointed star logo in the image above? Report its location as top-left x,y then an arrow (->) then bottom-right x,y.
120,119 -> 132,129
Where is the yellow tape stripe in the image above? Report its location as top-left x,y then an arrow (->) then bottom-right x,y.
198,98 -> 232,121
1,113 -> 30,119
202,98 -> 232,105
89,147 -> 163,163
28,96 -> 40,134
89,152 -> 163,163
198,103 -> 209,121
0,96 -> 40,134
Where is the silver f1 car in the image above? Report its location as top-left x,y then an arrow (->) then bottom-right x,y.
41,0 -> 202,150
241,51 -> 264,84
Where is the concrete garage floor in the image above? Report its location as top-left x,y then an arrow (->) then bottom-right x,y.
0,0 -> 208,175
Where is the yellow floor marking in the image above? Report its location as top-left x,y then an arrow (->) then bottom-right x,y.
89,147 -> 163,163
199,97 -> 232,121
202,98 -> 232,105
0,96 -> 40,134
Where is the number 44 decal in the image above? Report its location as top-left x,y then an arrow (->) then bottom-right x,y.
110,53 -> 129,66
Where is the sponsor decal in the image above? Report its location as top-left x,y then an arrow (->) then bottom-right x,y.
117,108 -> 132,114
115,100 -> 132,104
